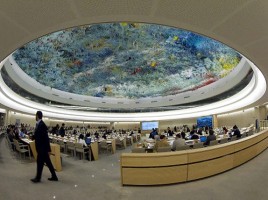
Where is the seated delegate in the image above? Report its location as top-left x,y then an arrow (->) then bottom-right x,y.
78,134 -> 88,147
204,129 -> 216,146
189,130 -> 199,140
154,135 -> 170,151
172,133 -> 185,151
231,125 -> 241,138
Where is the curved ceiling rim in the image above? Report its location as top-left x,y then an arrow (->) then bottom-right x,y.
0,59 -> 265,122
0,1 -> 268,115
5,55 -> 250,109
0,59 -> 258,117
0,80 -> 258,121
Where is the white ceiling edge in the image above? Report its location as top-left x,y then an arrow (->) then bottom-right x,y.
0,58 -> 265,122
4,55 -> 250,109
0,107 -> 7,113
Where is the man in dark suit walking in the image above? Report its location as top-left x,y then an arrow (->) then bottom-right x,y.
31,111 -> 58,183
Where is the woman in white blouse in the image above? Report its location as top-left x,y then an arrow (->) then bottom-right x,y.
78,134 -> 88,147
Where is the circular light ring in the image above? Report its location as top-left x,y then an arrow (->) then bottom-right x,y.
0,58 -> 265,121
5,55 -> 251,109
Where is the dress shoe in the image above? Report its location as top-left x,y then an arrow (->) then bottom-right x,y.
48,177 -> 58,181
31,178 -> 40,183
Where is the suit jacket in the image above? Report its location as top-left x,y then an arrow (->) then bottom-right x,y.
204,134 -> 216,146
191,134 -> 199,140
233,129 -> 241,138
59,127 -> 65,137
172,138 -> 185,150
33,120 -> 51,154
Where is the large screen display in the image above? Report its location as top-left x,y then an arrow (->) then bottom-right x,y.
141,121 -> 159,130
197,116 -> 213,128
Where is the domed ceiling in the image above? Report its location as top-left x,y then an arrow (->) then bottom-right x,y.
13,22 -> 241,100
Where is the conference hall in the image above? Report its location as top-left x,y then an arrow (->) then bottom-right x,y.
1,1 -> 268,200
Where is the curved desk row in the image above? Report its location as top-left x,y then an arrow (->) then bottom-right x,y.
49,136 -> 117,161
120,130 -> 268,186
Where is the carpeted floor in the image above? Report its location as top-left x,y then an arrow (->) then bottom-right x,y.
1,135 -> 268,200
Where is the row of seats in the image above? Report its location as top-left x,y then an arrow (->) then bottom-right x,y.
132,131 -> 255,153
51,139 -> 91,161
5,134 -> 31,160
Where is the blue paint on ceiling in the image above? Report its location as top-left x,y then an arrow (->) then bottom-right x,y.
13,23 -> 241,99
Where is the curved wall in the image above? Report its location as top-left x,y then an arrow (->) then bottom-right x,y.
4,106 -> 263,130
120,129 -> 268,185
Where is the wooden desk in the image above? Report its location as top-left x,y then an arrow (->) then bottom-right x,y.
20,138 -> 37,159
121,130 -> 268,186
50,143 -> 62,172
121,152 -> 188,185
90,142 -> 99,160
23,139 -> 62,172
122,138 -> 127,148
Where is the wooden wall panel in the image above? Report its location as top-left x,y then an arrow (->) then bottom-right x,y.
122,165 -> 187,185
121,130 -> 268,185
234,137 -> 258,152
256,137 -> 268,154
121,152 -> 188,167
233,145 -> 257,167
90,142 -> 99,160
50,143 -> 62,171
29,141 -> 37,160
188,145 -> 234,163
187,155 -> 233,181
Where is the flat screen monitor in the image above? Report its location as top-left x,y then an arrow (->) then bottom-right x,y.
197,116 -> 213,128
141,121 -> 158,131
